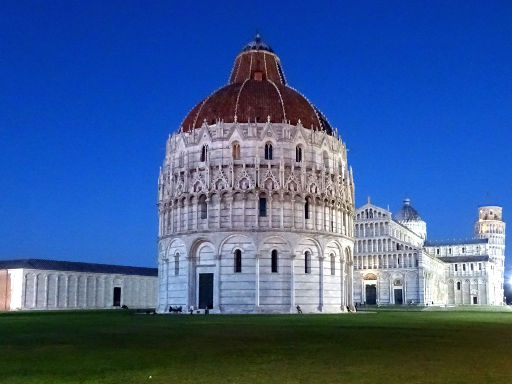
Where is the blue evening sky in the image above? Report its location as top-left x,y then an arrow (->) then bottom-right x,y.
1,1 -> 511,274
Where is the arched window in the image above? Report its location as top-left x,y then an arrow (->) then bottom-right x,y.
199,195 -> 208,219
201,145 -> 208,162
232,142 -> 241,160
304,199 -> 310,220
295,146 -> 302,162
174,253 -> 179,276
271,250 -> 278,273
304,251 -> 311,274
457,281 -> 461,290
264,142 -> 273,160
234,249 -> 242,273
330,254 -> 336,275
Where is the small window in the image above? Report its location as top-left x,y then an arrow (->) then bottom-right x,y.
199,195 -> 208,219
463,264 -> 466,272
174,254 -> 179,276
232,142 -> 241,160
457,281 -> 461,290
234,249 -> 242,273
330,254 -> 335,275
264,143 -> 273,160
479,263 -> 482,271
462,247 -> 466,253
455,264 -> 458,272
305,199 -> 310,220
296,146 -> 302,162
304,251 -> 311,274
449,248 -> 452,254
201,145 -> 208,162
271,250 -> 278,273
436,248 -> 440,255
323,151 -> 329,169
471,263 -> 474,271
259,197 -> 267,217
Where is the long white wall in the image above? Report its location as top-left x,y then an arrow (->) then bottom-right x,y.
11,269 -> 157,310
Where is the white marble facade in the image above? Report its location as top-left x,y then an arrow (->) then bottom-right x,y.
157,122 -> 356,313
354,200 -> 506,306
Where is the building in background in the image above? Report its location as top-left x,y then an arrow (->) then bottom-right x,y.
354,199 -> 505,306
157,34 -> 356,314
0,259 -> 157,311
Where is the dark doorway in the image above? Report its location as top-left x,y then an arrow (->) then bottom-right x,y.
113,287 -> 121,307
394,289 -> 403,305
473,296 -> 478,304
365,284 -> 377,305
199,273 -> 214,309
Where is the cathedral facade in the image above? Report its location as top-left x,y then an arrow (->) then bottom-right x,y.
157,35 -> 356,314
353,200 -> 506,306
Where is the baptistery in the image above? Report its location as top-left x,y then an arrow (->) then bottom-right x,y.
157,35 -> 356,314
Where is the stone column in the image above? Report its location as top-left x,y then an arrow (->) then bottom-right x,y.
255,254 -> 260,309
268,195 -> 273,228
291,197 -> 295,228
242,194 -> 246,228
206,196 -> 211,230
340,258 -> 346,310
165,259 -> 169,310
404,277 -> 407,304
171,202 -> 175,233
65,275 -> 69,308
177,202 -> 181,232
319,256 -> 324,312
55,275 -> 59,308
389,279 -> 394,304
215,254 -> 221,311
44,274 -> 49,308
255,193 -> 259,227
312,199 -> 316,230
348,261 -> 355,310
280,195 -> 284,229
226,195 -> 233,229
217,195 -> 222,229
33,274 -> 38,308
290,254 -> 296,312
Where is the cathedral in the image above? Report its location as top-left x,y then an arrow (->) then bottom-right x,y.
156,35 -> 355,313
353,200 -> 506,306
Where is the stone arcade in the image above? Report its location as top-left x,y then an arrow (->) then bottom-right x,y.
157,35 -> 356,313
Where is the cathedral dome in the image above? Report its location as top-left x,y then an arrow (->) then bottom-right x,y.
394,198 -> 422,222
181,34 -> 333,134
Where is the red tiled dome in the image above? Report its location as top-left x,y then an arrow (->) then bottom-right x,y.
181,35 -> 333,134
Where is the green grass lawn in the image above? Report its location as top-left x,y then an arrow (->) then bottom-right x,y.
1,310 -> 512,383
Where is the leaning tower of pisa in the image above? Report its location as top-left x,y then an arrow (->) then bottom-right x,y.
474,206 -> 506,305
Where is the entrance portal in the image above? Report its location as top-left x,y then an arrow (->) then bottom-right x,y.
394,289 -> 403,305
198,273 -> 214,309
473,296 -> 478,304
113,287 -> 121,307
365,284 -> 377,305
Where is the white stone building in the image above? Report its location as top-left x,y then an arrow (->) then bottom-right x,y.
0,259 -> 158,311
354,199 -> 506,306
157,35 -> 356,314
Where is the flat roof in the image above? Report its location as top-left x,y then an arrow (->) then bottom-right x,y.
0,259 -> 157,277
